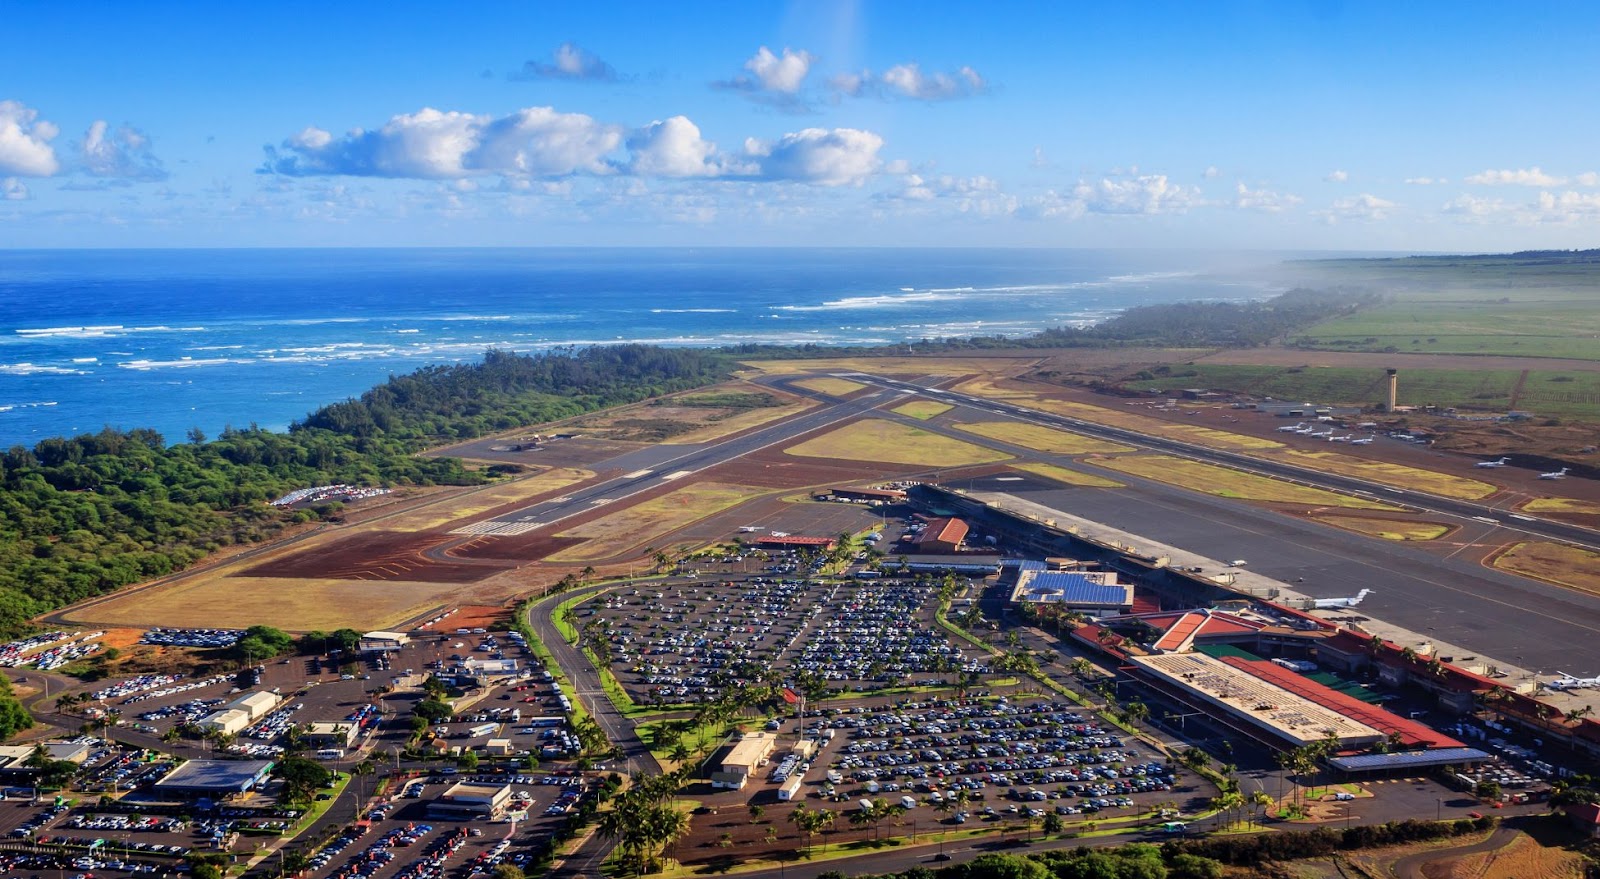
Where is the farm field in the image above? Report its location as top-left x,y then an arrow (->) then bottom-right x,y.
1312,514 -> 1452,541
784,418 -> 1012,467
1267,450 -> 1497,500
791,376 -> 867,396
892,400 -> 953,420
547,481 -> 771,562
1011,462 -> 1124,488
1095,455 -> 1403,510
1492,542 -> 1600,595
952,421 -> 1133,455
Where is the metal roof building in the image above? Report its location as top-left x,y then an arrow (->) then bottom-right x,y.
153,760 -> 275,796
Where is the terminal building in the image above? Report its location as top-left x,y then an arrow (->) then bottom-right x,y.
1009,568 -> 1133,617
152,760 -> 276,800
428,781 -> 511,820
711,732 -> 777,790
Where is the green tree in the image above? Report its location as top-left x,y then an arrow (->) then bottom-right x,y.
272,755 -> 332,805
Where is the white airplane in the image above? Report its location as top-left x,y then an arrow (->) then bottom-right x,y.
1327,435 -> 1351,442
1550,672 -> 1600,691
1539,467 -> 1570,480
1295,426 -> 1317,434
737,526 -> 762,533
1310,430 -> 1334,439
1350,436 -> 1375,445
1277,422 -> 1309,433
1475,457 -> 1510,469
769,530 -> 791,537
1312,589 -> 1372,609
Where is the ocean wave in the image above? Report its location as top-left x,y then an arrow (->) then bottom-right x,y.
0,401 -> 58,413
775,291 -> 964,312
188,345 -> 244,351
649,308 -> 737,314
0,363 -> 88,376
14,324 -> 207,338
117,357 -> 240,371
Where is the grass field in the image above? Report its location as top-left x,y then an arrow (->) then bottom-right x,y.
1314,515 -> 1452,541
547,482 -> 770,562
1011,462 -> 1124,488
1270,450 -> 1497,500
61,575 -> 452,631
1493,542 -> 1600,594
380,468 -> 594,532
1520,497 -> 1600,515
1095,455 -> 1403,509
792,376 -> 867,396
953,379 -> 1284,451
1448,830 -> 1585,879
892,400 -> 954,420
662,397 -> 814,444
784,418 -> 1012,467
952,421 -> 1133,455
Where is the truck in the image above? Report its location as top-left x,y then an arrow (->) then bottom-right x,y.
467,723 -> 497,738
778,776 -> 804,801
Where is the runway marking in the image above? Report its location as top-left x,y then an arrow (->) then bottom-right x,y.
660,470 -> 692,482
623,469 -> 653,478
1510,514 -> 1537,522
1471,516 -> 1500,525
449,521 -> 545,536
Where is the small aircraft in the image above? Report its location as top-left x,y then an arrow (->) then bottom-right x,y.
1350,436 -> 1375,445
737,526 -> 762,533
1539,467 -> 1570,480
1327,434 -> 1351,442
1475,457 -> 1510,469
1277,422 -> 1309,433
1310,429 -> 1334,439
1311,589 -> 1372,609
1549,672 -> 1600,691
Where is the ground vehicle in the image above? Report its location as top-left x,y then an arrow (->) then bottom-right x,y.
315,748 -> 345,760
466,723 -> 497,738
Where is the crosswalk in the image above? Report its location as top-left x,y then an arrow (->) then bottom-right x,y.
450,520 -> 545,536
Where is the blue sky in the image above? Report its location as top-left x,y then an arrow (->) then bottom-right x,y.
5,1 -> 1600,250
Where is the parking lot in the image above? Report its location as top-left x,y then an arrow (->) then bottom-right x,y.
584,573 -> 993,706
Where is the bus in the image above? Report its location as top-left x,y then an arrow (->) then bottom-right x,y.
316,748 -> 346,760
468,723 -> 498,738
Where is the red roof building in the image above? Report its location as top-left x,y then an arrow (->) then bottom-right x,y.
913,517 -> 969,553
756,535 -> 837,551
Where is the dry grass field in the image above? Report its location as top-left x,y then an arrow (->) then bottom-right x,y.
953,378 -> 1284,451
1096,455 -> 1403,510
662,397 -> 815,444
953,421 -> 1133,455
791,376 -> 866,396
379,468 -> 594,532
784,418 -> 1012,467
1493,542 -> 1600,594
1444,831 -> 1585,879
892,400 -> 954,420
546,481 -> 771,562
1313,514 -> 1453,541
1012,462 -> 1124,488
1269,450 -> 1497,500
61,575 -> 454,631
1521,497 -> 1600,515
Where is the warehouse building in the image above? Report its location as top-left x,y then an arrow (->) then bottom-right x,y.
711,732 -> 777,790
200,690 -> 280,734
359,631 -> 410,653
911,517 -> 968,553
883,554 -> 1002,576
152,760 -> 275,800
304,722 -> 360,749
827,486 -> 907,503
429,781 -> 511,820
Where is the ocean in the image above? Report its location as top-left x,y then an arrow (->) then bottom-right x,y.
0,248 -> 1290,447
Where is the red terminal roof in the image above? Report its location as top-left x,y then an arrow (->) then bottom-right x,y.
1220,656 -> 1466,749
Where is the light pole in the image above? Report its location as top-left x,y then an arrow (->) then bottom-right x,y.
1436,797 -> 1442,821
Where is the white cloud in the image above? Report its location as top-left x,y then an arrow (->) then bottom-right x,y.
885,173 -> 1003,203
1441,193 -> 1508,221
1324,169 -> 1349,182
1,177 -> 26,200
1075,175 -> 1201,215
881,63 -> 986,100
1464,167 -> 1567,186
731,46 -> 814,94
627,116 -> 748,178
1576,172 -> 1600,187
1234,182 -> 1302,213
1404,177 -> 1444,185
1018,189 -> 1086,220
0,100 -> 60,177
79,120 -> 168,180
1314,193 -> 1396,223
509,42 -> 621,83
1202,166 -> 1221,179
744,128 -> 882,186
262,106 -> 623,178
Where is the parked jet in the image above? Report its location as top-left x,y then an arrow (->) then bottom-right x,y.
1475,457 -> 1511,469
1350,436 -> 1375,445
1310,429 -> 1334,439
737,526 -> 763,533
1550,672 -> 1600,691
1539,467 -> 1570,480
1311,589 -> 1371,609
1277,422 -> 1309,433
1327,435 -> 1351,442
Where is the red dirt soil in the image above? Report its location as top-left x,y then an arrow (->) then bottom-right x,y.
238,530 -> 508,583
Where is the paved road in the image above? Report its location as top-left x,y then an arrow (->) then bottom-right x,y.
527,583 -> 661,879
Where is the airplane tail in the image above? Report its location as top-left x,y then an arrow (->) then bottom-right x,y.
1352,589 -> 1371,605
